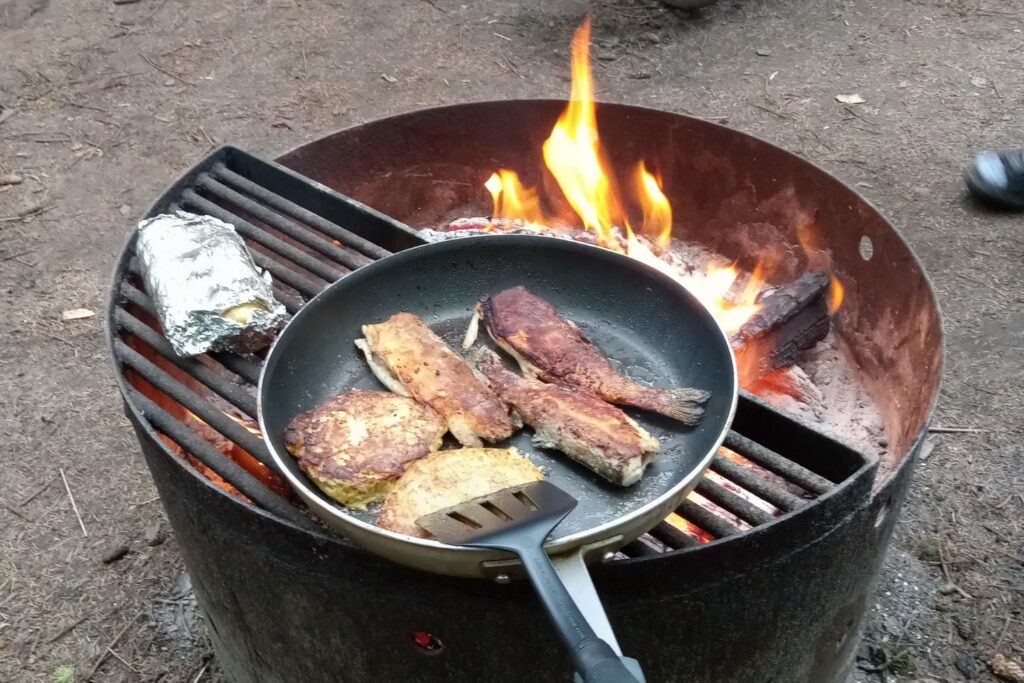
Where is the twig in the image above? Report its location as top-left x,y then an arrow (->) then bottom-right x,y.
191,658 -> 211,683
84,610 -> 142,681
48,614 -> 89,643
745,100 -> 790,120
107,647 -> 140,673
139,53 -> 195,85
60,467 -> 88,537
0,203 -> 55,222
417,0 -> 446,12
937,540 -> 951,582
929,426 -> 986,433
993,613 -> 1012,655
0,498 -> 29,521
20,474 -> 57,505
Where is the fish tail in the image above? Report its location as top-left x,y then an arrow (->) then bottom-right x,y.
636,387 -> 709,425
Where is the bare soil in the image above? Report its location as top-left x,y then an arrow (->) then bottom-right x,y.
1,1 -> 1021,682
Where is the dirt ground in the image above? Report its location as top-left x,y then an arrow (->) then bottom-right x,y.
1,0 -> 1021,681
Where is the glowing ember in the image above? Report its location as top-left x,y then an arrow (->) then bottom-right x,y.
664,511 -> 713,544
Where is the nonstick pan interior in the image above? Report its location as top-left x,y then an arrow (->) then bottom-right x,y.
260,235 -> 736,544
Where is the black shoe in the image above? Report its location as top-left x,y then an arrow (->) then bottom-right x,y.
965,150 -> 1024,210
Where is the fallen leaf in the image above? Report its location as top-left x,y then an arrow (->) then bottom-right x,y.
61,308 -> 95,321
835,93 -> 866,104
381,73 -> 398,84
970,75 -> 988,88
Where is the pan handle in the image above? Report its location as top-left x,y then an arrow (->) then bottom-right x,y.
551,549 -> 646,683
516,545 -> 645,683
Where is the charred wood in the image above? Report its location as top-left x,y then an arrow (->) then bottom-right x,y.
730,271 -> 831,379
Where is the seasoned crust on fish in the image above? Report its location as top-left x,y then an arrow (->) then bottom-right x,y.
377,447 -> 543,538
284,391 -> 446,510
473,348 -> 659,486
479,286 -> 709,425
356,312 -> 515,447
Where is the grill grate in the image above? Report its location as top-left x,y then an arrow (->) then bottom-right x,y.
111,146 -> 871,556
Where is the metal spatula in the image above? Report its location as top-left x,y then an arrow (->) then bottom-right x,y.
417,481 -> 644,683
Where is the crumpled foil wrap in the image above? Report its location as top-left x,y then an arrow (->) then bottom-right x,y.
135,211 -> 286,357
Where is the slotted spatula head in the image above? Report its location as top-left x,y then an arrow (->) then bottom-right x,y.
416,481 -> 578,550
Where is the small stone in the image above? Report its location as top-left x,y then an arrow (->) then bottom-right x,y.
101,543 -> 130,564
639,31 -> 661,44
0,174 -> 23,186
755,48 -> 772,56
118,204 -> 131,216
144,524 -> 167,547
20,278 -> 35,289
955,653 -> 979,679
163,78 -> 176,87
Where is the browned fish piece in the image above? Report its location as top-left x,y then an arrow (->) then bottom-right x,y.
284,391 -> 446,509
473,348 -> 659,486
478,286 -> 708,425
356,312 -> 516,447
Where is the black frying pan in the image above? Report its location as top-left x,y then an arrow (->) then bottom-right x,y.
258,235 -> 737,680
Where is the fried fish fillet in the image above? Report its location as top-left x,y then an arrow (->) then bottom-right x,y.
473,348 -> 659,486
376,447 -> 543,538
284,391 -> 446,509
356,312 -> 516,447
478,286 -> 709,425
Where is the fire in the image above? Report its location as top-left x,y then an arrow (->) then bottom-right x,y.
483,17 -> 844,338
828,274 -> 844,315
635,162 -> 672,250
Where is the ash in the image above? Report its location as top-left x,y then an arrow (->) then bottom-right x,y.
431,219 -> 887,471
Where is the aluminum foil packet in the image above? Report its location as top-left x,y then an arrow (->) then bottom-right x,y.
136,211 -> 286,357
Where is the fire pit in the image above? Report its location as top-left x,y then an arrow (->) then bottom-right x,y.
107,26 -> 941,681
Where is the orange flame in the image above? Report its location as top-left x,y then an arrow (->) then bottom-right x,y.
635,162 -> 672,250
828,275 -> 844,315
481,17 -> 845,338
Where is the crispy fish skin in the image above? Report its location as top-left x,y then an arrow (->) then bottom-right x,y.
376,447 -> 543,538
284,391 -> 446,510
356,312 -> 515,447
479,286 -> 709,425
473,348 -> 659,486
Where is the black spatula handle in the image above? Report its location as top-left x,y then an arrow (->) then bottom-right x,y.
517,546 -> 641,682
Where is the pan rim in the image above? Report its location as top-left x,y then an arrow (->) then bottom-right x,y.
257,234 -> 738,558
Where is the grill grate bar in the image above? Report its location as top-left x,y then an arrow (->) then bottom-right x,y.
129,388 -> 316,531
247,250 -> 322,305
649,520 -> 702,548
180,190 -> 348,283
211,165 -> 392,261
694,480 -> 775,527
723,432 -> 832,495
195,174 -> 373,271
676,500 -> 742,538
621,534 -> 666,558
115,309 -> 259,417
119,284 -> 264,387
709,452 -> 806,512
116,339 -> 271,465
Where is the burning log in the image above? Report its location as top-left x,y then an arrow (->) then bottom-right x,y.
730,271 -> 831,382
